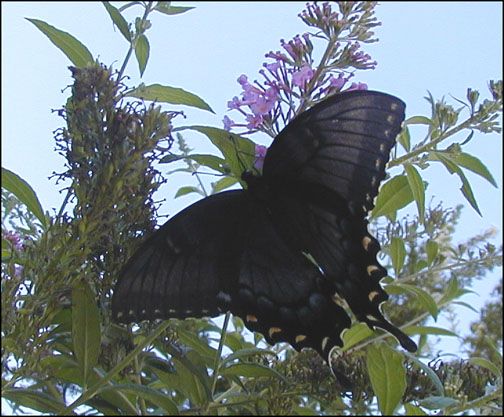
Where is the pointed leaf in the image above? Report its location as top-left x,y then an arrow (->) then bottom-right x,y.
191,155 -> 229,173
135,34 -> 150,76
26,18 -> 93,67
183,126 -> 256,182
405,116 -> 432,125
127,84 -> 213,112
426,240 -> 439,265
155,3 -> 195,15
404,163 -> 425,222
397,126 -> 411,152
102,2 -> 131,41
212,176 -> 238,193
372,175 -> 414,219
450,300 -> 480,313
468,357 -> 502,378
221,363 -> 287,382
341,322 -> 374,351
390,237 -> 407,276
221,348 -> 277,366
175,327 -> 217,364
367,343 -> 406,416
175,186 -> 203,198
118,2 -> 141,12
2,168 -> 47,228
431,152 -> 482,216
459,171 -> 482,216
386,284 -> 439,320
100,384 -> 179,415
402,326 -> 458,338
2,388 -> 64,414
404,403 -> 428,415
160,153 -> 229,174
403,351 -> 444,395
451,152 -> 497,187
72,280 -> 101,386
418,396 -> 459,410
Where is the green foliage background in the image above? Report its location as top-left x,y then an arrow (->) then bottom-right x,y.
2,2 -> 502,415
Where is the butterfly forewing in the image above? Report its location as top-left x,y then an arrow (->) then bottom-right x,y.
112,190 -> 247,322
261,91 -> 416,352
263,90 -> 405,211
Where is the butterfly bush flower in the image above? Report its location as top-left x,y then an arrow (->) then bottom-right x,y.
224,1 -> 379,141
254,144 -> 268,171
4,230 -> 23,251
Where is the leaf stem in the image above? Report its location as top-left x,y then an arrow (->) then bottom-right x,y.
117,1 -> 154,82
60,321 -> 171,414
389,115 -> 478,168
210,312 -> 231,398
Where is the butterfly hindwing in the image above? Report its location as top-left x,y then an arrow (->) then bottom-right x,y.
232,195 -> 352,359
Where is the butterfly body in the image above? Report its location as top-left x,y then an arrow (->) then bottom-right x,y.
112,90 -> 417,366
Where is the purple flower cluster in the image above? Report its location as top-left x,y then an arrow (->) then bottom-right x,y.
4,230 -> 23,251
223,1 -> 378,156
299,1 -> 347,38
254,144 -> 268,171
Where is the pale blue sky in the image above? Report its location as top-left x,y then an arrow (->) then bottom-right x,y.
2,2 -> 502,358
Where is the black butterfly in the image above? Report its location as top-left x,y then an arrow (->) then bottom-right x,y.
112,90 -> 418,368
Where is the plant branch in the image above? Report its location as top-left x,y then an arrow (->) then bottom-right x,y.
60,321 -> 171,415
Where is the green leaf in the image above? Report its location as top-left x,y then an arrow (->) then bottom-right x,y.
72,280 -> 101,386
397,126 -> 411,152
468,357 -> 502,378
404,163 -> 425,222
172,352 -> 211,406
26,18 -> 93,67
118,2 -> 141,12
390,237 -> 407,276
459,171 -> 482,216
155,3 -> 195,15
221,348 -> 277,366
418,396 -> 459,410
190,154 -> 228,173
2,168 -> 47,229
403,352 -> 445,395
371,175 -> 414,219
452,152 -> 497,187
450,300 -> 480,314
212,176 -> 238,193
175,327 -> 217,365
2,388 -> 64,414
386,284 -> 439,320
102,2 -> 131,41
175,186 -> 203,198
430,152 -> 482,216
160,153 -> 229,175
2,238 -> 12,260
426,239 -> 439,265
127,83 -> 214,112
100,384 -> 179,415
404,116 -> 432,125
183,126 -> 256,183
439,277 -> 465,304
341,322 -> 374,351
366,343 -> 406,416
135,34 -> 150,76
402,326 -> 458,338
221,363 -> 287,382
404,403 -> 428,415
